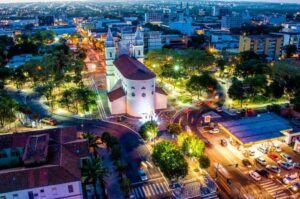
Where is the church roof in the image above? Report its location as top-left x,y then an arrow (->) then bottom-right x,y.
155,86 -> 168,95
107,85 -> 126,102
114,55 -> 156,80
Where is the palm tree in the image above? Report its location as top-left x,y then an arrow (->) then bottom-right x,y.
82,131 -> 100,157
115,160 -> 126,180
81,157 -> 109,199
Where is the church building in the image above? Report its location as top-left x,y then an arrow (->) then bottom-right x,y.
105,27 -> 167,118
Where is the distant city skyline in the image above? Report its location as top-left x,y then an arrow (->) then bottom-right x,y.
1,0 -> 299,4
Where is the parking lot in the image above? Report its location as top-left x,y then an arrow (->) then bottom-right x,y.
200,126 -> 300,199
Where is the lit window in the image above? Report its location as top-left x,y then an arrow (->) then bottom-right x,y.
142,93 -> 146,97
68,185 -> 74,193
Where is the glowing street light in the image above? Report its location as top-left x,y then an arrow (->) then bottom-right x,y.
174,65 -> 180,71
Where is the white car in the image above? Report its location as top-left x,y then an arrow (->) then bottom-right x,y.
257,146 -> 268,154
209,128 -> 220,134
246,148 -> 256,156
249,170 -> 261,181
282,173 -> 298,185
280,153 -> 293,163
138,168 -> 148,181
256,156 -> 267,166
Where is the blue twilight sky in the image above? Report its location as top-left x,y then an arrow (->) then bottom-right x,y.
0,0 -> 299,3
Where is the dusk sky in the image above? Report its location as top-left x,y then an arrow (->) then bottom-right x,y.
1,0 -> 299,3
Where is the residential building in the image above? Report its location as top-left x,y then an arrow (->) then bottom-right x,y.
143,30 -> 162,51
210,31 -> 239,53
221,14 -> 245,29
105,28 -> 167,118
144,12 -> 163,24
161,34 -> 188,49
239,34 -> 283,59
0,127 -> 89,199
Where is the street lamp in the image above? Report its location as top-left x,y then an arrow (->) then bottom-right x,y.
174,65 -> 180,71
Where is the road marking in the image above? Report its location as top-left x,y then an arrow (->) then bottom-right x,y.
143,185 -> 150,197
152,183 -> 161,194
147,184 -> 155,196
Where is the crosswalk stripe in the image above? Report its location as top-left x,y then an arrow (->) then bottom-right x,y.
138,187 -> 145,198
133,188 -> 140,199
142,186 -> 151,197
265,186 -> 283,193
152,183 -> 161,195
157,182 -> 165,193
147,184 -> 155,196
159,182 -> 167,192
163,182 -> 169,192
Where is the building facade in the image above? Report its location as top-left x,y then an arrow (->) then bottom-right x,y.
105,28 -> 167,118
239,34 -> 283,59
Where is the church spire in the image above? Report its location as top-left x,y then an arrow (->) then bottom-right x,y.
134,26 -> 143,45
105,28 -> 114,47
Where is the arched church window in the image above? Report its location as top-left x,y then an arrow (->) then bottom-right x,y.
142,93 -> 146,97
109,52 -> 112,58
131,86 -> 135,89
152,91 -> 154,95
138,50 -> 141,56
131,92 -> 135,97
141,87 -> 146,90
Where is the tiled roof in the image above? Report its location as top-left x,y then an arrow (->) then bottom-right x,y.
0,127 -> 89,193
107,86 -> 126,102
114,55 -> 156,80
0,165 -> 78,193
155,86 -> 167,95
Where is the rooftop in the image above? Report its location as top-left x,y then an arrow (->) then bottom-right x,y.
219,113 -> 292,145
0,127 -> 89,193
114,55 -> 156,80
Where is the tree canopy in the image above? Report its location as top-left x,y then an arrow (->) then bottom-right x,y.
152,141 -> 188,180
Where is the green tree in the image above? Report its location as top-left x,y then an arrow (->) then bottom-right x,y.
181,136 -> 205,158
81,157 -> 109,199
167,123 -> 182,136
138,121 -> 158,141
0,92 -> 18,127
59,89 -> 74,111
152,141 -> 188,181
228,78 -> 246,108
199,155 -> 210,169
292,90 -> 300,112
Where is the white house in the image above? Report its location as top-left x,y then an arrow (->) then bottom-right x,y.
105,28 -> 167,118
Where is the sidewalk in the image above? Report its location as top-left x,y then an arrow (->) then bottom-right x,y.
97,147 -> 124,199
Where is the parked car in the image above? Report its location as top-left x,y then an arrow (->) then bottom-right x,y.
280,153 -> 293,163
294,163 -> 300,169
266,165 -> 281,174
209,128 -> 219,134
255,169 -> 273,179
249,170 -> 261,181
258,146 -> 268,154
291,181 -> 300,192
220,139 -> 227,147
246,148 -> 255,156
203,139 -> 212,147
268,153 -> 280,161
242,159 -> 252,168
278,161 -> 294,170
256,156 -> 267,166
41,117 -> 57,126
282,173 -> 298,185
138,168 -> 148,181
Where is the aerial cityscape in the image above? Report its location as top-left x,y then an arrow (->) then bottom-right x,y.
0,0 -> 300,199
